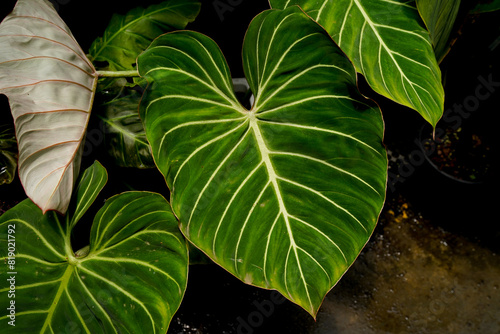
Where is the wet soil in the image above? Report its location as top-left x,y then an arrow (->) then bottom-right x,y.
166,195 -> 500,334
315,196 -> 500,334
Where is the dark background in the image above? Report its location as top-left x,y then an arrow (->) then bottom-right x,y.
1,1 -> 499,333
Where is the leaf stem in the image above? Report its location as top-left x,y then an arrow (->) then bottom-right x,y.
96,70 -> 139,78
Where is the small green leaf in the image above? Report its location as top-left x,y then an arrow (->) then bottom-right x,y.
0,123 -> 17,185
68,161 -> 108,229
138,7 -> 387,316
270,0 -> 445,127
417,0 -> 461,63
0,162 -> 188,333
98,89 -> 155,168
88,0 -> 201,71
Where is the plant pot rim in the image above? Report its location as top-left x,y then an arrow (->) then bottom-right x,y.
417,125 -> 488,185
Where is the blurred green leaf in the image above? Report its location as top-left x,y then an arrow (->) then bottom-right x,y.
0,123 -> 17,185
88,0 -> 201,71
417,0 -> 461,63
471,0 -> 500,13
99,89 -> 155,168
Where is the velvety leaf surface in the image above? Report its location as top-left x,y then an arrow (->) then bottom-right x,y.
270,0 -> 444,127
0,161 -> 188,333
0,0 -> 97,213
0,123 -> 17,185
417,0 -> 461,63
98,89 -> 155,168
139,7 -> 387,316
88,0 -> 201,71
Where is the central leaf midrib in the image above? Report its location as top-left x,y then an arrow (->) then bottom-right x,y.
249,115 -> 313,311
351,0 -> 432,118
352,0 -> 408,81
248,116 -> 285,214
40,264 -> 74,333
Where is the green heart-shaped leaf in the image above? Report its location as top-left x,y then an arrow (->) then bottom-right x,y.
138,7 -> 387,316
0,161 -> 188,333
270,0 -> 445,127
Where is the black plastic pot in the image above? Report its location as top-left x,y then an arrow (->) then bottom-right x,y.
417,123 -> 492,185
397,115 -> 499,252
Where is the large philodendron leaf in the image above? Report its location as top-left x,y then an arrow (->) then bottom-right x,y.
416,0 -> 461,63
0,0 -> 98,213
0,161 -> 188,333
98,89 -> 155,168
88,0 -> 201,71
270,0 -> 445,127
139,7 -> 387,316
